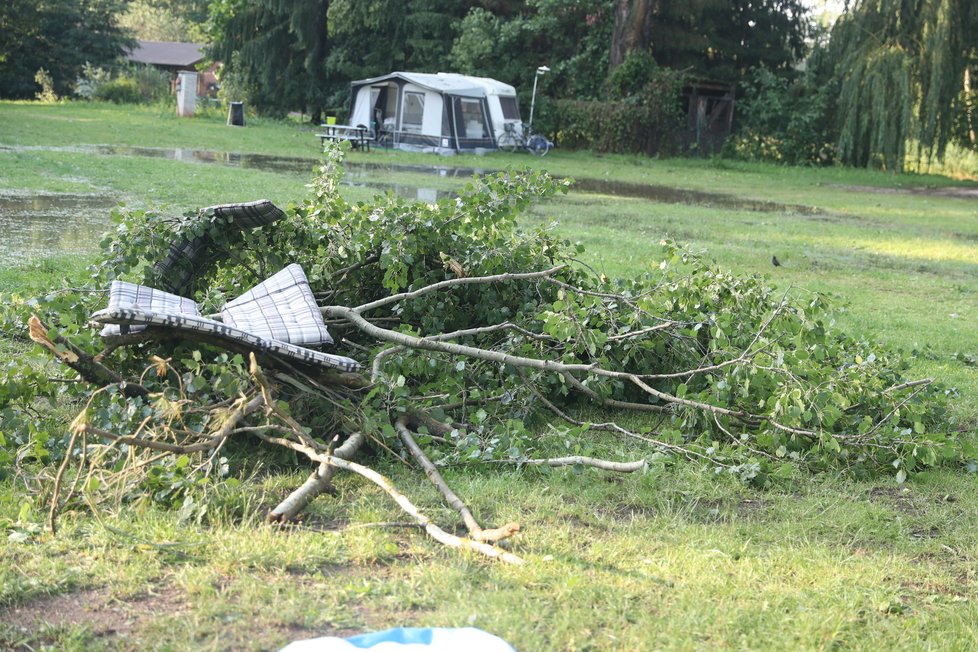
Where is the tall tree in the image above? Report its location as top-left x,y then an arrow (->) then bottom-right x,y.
325,0 -> 473,106
608,0 -> 809,82
206,0 -> 329,118
0,0 -> 132,99
451,0 -> 614,100
830,0 -> 978,169
118,0 -> 211,42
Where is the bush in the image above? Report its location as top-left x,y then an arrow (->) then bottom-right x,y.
94,76 -> 143,104
34,68 -> 58,103
547,56 -> 685,155
127,64 -> 171,102
74,62 -> 112,100
726,66 -> 835,165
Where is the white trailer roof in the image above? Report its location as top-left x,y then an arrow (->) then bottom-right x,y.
352,72 -> 516,98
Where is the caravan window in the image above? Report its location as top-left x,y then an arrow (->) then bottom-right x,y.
499,96 -> 520,120
402,92 -> 424,133
459,98 -> 487,139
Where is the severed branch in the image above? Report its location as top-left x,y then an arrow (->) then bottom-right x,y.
561,371 -> 667,413
325,303 -> 821,440
394,417 -> 520,543
516,456 -> 647,472
254,431 -> 524,564
267,432 -> 367,523
371,321 -> 553,382
29,315 -> 148,398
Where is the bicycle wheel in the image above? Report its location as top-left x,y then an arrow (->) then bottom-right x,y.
527,134 -> 550,157
497,132 -> 519,153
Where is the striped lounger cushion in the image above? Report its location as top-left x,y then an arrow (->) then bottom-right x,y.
221,264 -> 333,346
93,265 -> 358,372
91,308 -> 360,372
99,281 -> 201,337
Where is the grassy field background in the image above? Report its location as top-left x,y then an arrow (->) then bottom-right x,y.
1,101 -> 978,650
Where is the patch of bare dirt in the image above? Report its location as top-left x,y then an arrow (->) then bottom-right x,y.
866,486 -> 919,515
0,582 -> 188,645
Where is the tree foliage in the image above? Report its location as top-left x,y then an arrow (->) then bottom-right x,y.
206,0 -> 329,118
451,0 -> 614,101
0,0 -> 133,100
830,0 -> 978,170
608,0 -> 810,82
117,0 -> 210,42
728,64 -> 835,165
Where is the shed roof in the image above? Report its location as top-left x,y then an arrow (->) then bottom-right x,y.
127,41 -> 205,68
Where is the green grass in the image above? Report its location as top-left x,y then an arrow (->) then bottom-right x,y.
2,100 -> 978,651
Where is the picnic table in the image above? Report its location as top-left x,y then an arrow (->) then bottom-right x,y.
317,124 -> 373,152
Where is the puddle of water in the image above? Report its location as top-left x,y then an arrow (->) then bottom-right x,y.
7,144 -> 824,213
573,178 -> 822,214
91,145 -> 322,176
0,146 -> 830,265
0,194 -> 118,264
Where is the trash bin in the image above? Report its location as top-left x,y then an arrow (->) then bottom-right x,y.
227,101 -> 245,127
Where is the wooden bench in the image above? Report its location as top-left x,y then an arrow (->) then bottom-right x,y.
317,124 -> 373,152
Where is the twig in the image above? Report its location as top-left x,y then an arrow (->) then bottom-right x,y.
882,378 -> 933,394
48,428 -> 80,534
80,395 -> 265,454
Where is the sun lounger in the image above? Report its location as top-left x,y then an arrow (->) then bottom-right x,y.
92,264 -> 359,373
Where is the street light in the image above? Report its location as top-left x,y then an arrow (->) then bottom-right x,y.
528,65 -> 549,133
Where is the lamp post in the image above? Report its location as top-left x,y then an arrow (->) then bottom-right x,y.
528,65 -> 549,133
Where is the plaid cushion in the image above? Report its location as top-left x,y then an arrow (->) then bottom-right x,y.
220,264 -> 333,346
91,308 -> 359,372
202,199 -> 285,230
153,199 -> 286,295
99,281 -> 200,337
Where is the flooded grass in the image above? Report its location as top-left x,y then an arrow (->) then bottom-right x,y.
0,193 -> 118,264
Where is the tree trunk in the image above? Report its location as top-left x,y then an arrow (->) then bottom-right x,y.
609,0 -> 657,71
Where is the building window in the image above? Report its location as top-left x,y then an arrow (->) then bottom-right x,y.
402,92 -> 424,133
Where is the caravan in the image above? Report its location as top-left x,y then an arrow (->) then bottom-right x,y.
348,72 -> 522,154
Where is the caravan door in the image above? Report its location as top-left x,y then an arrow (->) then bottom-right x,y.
451,97 -> 493,149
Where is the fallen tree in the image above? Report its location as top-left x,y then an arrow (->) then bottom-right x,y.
1,147 -> 957,562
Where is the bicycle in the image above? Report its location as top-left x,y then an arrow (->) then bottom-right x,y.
496,122 -> 552,156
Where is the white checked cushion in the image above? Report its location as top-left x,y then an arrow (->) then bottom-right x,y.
90,308 -> 360,372
220,264 -> 333,346
99,281 -> 201,337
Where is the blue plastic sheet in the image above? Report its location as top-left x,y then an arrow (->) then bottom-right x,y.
279,627 -> 516,651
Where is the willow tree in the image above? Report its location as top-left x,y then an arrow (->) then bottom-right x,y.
831,0 -> 978,170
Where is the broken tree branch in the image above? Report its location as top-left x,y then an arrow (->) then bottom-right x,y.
267,432 -> 367,523
351,265 -> 566,314
29,315 -> 148,398
254,431 -> 524,564
395,417 -> 520,543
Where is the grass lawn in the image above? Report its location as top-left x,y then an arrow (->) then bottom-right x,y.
1,101 -> 978,651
